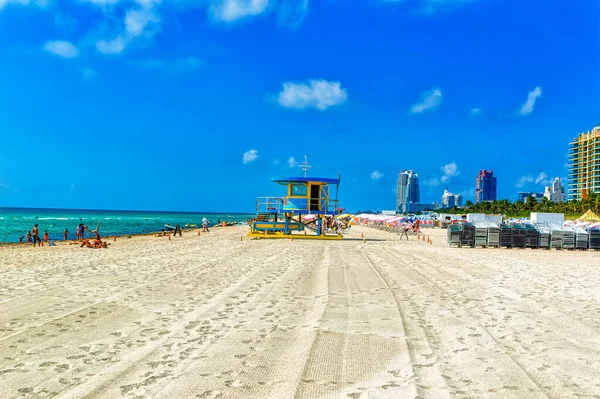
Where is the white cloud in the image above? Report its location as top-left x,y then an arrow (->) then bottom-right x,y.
276,79 -> 348,110
518,86 -> 542,115
125,8 -> 159,36
470,107 -> 481,115
287,157 -> 298,168
277,0 -> 308,29
440,161 -> 459,182
535,172 -> 549,185
370,170 -> 383,182
515,175 -> 534,188
96,36 -> 126,54
43,40 -> 79,58
409,87 -> 442,114
242,149 -> 258,164
210,0 -> 269,22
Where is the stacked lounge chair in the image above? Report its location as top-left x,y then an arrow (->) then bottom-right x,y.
524,224 -> 539,248
562,228 -> 576,250
549,224 -> 564,249
500,224 -> 513,248
461,223 -> 475,248
447,224 -> 463,247
473,221 -> 489,248
511,224 -> 526,248
536,224 -> 551,249
487,223 -> 500,248
587,227 -> 600,250
570,225 -> 589,250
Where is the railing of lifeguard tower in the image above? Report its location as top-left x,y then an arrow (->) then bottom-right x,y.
255,197 -> 285,213
255,197 -> 340,214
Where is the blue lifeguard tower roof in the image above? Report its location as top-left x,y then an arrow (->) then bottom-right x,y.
271,176 -> 340,185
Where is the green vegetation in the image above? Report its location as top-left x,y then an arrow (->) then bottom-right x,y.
438,192 -> 600,219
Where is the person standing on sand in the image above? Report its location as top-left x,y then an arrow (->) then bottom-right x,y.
26,231 -> 32,243
32,224 -> 40,247
202,217 -> 209,232
43,230 -> 49,242
64,228 -> 68,241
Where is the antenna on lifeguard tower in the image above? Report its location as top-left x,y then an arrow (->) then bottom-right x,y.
299,155 -> 312,177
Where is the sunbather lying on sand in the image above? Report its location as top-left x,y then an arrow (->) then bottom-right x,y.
80,239 -> 107,249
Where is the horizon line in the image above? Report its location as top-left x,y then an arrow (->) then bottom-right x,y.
0,206 -> 255,215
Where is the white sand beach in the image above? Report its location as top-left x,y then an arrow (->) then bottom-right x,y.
1,226 -> 599,398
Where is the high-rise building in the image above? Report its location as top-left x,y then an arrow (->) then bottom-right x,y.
441,188 -> 463,208
568,125 -> 600,201
396,170 -> 420,213
543,177 -> 566,202
475,170 -> 497,203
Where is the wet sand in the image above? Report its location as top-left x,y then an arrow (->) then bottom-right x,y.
0,226 -> 599,398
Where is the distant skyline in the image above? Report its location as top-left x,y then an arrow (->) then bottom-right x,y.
0,0 -> 598,212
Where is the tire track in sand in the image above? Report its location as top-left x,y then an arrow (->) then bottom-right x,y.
357,245 -> 452,399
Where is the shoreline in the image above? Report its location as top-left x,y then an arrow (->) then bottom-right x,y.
0,224 -> 239,249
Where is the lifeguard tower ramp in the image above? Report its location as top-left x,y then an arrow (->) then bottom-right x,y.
248,173 -> 343,239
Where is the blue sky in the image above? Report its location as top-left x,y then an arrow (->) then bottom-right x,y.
0,0 -> 598,212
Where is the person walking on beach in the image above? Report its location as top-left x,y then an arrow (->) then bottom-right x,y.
32,224 -> 41,247
64,228 -> 68,241
202,217 -> 209,232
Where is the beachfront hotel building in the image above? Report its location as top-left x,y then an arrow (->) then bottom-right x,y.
543,177 -> 566,202
396,170 -> 420,213
568,125 -> 600,201
475,170 -> 497,203
441,188 -> 463,208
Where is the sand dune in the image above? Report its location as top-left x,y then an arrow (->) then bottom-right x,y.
0,226 -> 599,398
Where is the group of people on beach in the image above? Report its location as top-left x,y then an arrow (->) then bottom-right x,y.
23,221 -> 105,248
22,224 -> 47,246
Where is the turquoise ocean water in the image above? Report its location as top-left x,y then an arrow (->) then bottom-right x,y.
0,208 -> 253,243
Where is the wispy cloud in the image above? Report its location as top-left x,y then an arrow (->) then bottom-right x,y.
276,79 -> 348,111
242,149 -> 258,164
273,158 -> 280,166
210,0 -> 269,22
535,172 -> 549,185
470,107 -> 482,115
370,170 -> 383,182
517,172 -> 550,188
277,0 -> 308,29
43,40 -> 79,58
515,175 -> 534,188
409,87 -> 442,114
96,0 -> 160,55
287,157 -> 298,168
96,37 -> 126,54
440,162 -> 459,183
518,86 -> 542,115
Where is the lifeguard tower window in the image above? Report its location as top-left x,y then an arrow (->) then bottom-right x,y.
291,184 -> 307,196
310,185 -> 320,211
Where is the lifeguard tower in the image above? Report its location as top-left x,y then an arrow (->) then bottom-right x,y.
248,157 -> 343,239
